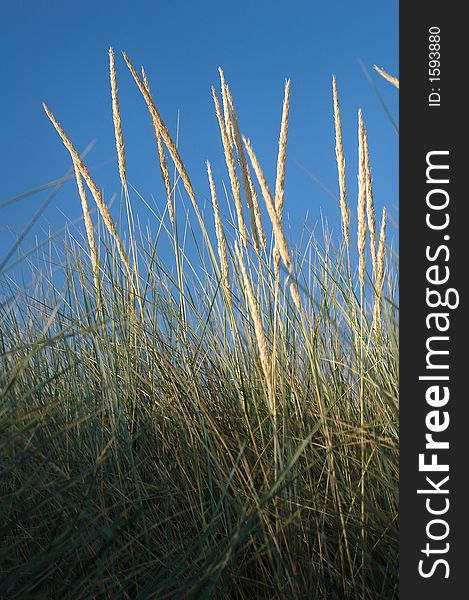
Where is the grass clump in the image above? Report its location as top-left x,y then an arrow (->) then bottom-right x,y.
0,52 -> 398,599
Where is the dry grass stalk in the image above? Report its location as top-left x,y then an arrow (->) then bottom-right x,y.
247,172 -> 266,249
243,136 -> 302,313
273,79 -> 290,273
274,79 -> 290,219
357,110 -> 367,288
212,86 -> 248,247
156,135 -> 175,225
332,76 -> 350,246
363,126 -> 377,276
207,160 -> 230,293
218,68 -> 231,136
373,207 -> 387,327
243,137 -> 291,272
288,279 -> 302,315
142,67 -> 175,225
225,84 -> 266,251
123,53 -> 201,222
235,242 -> 274,412
43,103 -> 131,277
72,159 -> 100,290
109,47 -> 127,189
373,65 -> 399,89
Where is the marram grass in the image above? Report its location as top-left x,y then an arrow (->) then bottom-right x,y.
0,51 -> 398,599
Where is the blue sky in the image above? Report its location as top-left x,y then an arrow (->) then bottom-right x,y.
0,0 -> 398,275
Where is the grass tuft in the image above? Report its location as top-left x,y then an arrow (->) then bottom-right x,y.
1,56 -> 398,599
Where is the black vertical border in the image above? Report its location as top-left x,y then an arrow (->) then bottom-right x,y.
400,4 -> 466,598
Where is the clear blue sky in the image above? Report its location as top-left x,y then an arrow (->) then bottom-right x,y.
0,0 -> 398,274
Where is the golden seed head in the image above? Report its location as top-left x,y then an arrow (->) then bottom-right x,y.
373,65 -> 399,89
357,109 -> 367,288
109,47 -> 127,189
332,76 -> 350,247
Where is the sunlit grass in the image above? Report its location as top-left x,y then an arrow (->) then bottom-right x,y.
0,54 -> 398,599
